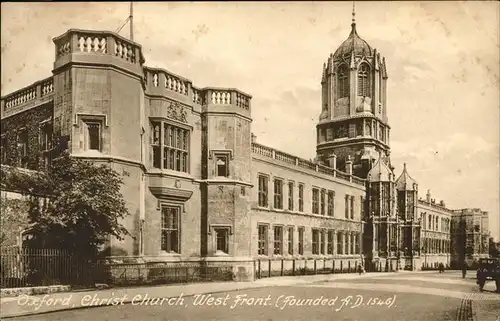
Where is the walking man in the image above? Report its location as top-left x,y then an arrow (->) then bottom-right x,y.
462,261 -> 467,279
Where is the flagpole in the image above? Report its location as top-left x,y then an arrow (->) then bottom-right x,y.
129,2 -> 134,41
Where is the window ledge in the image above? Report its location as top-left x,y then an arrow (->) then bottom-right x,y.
148,168 -> 193,180
158,251 -> 182,257
214,250 -> 230,257
73,150 -> 104,157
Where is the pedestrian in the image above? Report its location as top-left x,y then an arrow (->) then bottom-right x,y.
438,262 -> 444,273
357,263 -> 363,275
462,261 -> 467,279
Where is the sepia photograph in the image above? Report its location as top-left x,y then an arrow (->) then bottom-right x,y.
1,1 -> 499,321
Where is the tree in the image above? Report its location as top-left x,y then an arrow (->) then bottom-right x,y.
0,153 -> 131,254
0,196 -> 30,247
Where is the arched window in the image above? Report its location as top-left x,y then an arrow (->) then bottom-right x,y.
337,65 -> 349,98
358,63 -> 370,97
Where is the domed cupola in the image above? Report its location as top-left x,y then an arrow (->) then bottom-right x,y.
332,12 -> 373,60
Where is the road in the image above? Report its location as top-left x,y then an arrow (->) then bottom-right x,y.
10,271 -> 500,321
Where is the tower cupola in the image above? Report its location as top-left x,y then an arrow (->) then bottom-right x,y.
332,11 -> 373,60
316,3 -> 390,179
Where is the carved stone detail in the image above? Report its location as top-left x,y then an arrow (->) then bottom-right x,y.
167,102 -> 188,123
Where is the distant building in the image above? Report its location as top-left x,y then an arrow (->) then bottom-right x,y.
451,208 -> 490,267
0,14 -> 491,278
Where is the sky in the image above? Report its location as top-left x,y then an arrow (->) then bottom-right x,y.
1,2 -> 499,239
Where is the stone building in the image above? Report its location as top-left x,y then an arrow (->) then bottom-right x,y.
451,208 -> 490,268
0,15 -> 490,278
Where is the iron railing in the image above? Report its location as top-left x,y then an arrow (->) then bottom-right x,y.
254,258 -> 391,279
0,247 -> 95,288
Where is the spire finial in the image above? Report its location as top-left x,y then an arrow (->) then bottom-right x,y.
352,1 -> 356,25
403,162 -> 407,170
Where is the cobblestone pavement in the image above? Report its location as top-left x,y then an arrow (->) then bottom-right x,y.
7,271 -> 499,321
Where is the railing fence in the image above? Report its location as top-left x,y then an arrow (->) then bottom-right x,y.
0,247 -> 95,289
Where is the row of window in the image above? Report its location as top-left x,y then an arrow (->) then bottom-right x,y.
337,64 -> 375,98
422,213 -> 450,232
257,224 -> 361,256
258,175 -> 360,219
422,238 -> 451,254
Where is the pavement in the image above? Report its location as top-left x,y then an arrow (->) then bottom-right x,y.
2,270 -> 500,321
0,271 -> 419,319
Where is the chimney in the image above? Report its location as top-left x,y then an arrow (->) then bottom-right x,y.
426,189 -> 431,203
346,155 -> 353,176
327,153 -> 337,170
251,133 -> 256,143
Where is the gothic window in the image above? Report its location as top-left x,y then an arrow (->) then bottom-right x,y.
356,123 -> 363,137
365,123 -> 371,136
381,182 -> 391,215
337,65 -> 349,98
357,63 -> 370,97
161,206 -> 180,253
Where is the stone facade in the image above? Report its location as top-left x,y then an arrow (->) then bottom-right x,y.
0,22 -> 491,281
451,208 -> 490,268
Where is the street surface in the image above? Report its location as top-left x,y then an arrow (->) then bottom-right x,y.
9,271 -> 500,321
